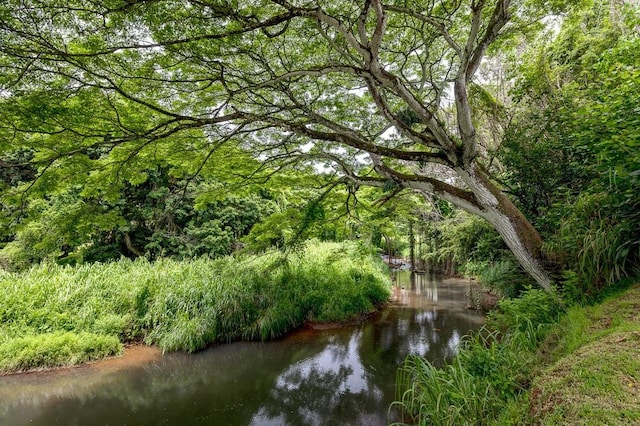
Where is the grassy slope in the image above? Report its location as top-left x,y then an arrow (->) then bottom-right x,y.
393,282 -> 640,426
0,241 -> 391,374
502,283 -> 640,425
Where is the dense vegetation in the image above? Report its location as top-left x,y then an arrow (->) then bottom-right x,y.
393,288 -> 564,425
393,280 -> 640,425
388,1 -> 640,423
0,241 -> 390,373
0,0 -> 638,424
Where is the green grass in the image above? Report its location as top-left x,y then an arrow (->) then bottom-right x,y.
392,355 -> 496,426
0,332 -> 122,372
392,283 -> 640,425
518,284 -> 640,425
0,240 -> 391,373
392,326 -> 544,426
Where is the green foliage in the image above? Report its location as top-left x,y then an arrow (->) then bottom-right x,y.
551,199 -> 640,301
393,356 -> 496,426
0,167 -> 275,269
0,149 -> 35,188
462,260 -> 534,298
0,241 -> 391,370
242,184 -> 341,252
502,0 -> 640,296
458,329 -> 533,397
544,43 -> 640,295
393,326 -> 542,425
393,3 -> 639,420
488,287 -> 565,334
415,209 -> 518,279
0,190 -> 125,270
392,285 -> 640,425
0,0 -> 568,289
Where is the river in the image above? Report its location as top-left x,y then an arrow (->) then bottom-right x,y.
0,272 -> 484,426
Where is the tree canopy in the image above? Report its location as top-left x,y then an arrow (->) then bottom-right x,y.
3,0 -> 634,289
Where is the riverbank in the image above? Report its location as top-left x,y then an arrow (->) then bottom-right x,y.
392,280 -> 640,425
0,241 -> 391,375
500,281 -> 640,425
0,344 -> 163,378
0,274 -> 483,425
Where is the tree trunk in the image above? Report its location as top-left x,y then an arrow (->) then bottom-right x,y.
456,164 -> 553,291
383,234 -> 392,267
408,219 -> 416,272
123,233 -> 144,258
367,158 -> 553,290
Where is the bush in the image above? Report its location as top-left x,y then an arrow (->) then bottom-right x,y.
462,259 -> 535,297
549,193 -> 640,301
488,287 -> 565,334
393,356 -> 496,426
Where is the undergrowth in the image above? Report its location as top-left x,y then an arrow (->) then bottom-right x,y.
0,240 -> 391,373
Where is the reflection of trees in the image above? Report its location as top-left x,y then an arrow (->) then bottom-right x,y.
1,275 -> 484,426
0,341 -> 327,426
253,335 -> 388,426
359,275 -> 485,397
253,276 -> 485,426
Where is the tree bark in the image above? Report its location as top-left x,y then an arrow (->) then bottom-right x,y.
123,233 -> 144,258
408,219 -> 416,272
456,164 -> 552,291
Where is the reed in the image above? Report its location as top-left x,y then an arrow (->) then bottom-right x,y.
0,240 -> 391,372
392,356 -> 495,426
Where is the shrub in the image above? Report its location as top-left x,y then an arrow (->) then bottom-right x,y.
393,355 -> 497,426
488,287 -> 565,335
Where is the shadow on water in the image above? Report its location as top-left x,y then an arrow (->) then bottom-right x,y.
0,272 -> 484,426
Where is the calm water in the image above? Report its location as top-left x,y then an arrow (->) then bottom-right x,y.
0,273 -> 484,426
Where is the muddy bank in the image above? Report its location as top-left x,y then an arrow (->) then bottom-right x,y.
1,344 -> 162,378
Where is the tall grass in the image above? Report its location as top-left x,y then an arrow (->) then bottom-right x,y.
392,355 -> 495,426
0,332 -> 122,372
391,288 -> 564,425
392,328 -> 538,426
0,241 -> 391,373
549,193 -> 640,302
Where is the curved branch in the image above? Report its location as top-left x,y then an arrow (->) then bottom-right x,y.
466,0 -> 511,80
243,110 -> 450,165
384,5 -> 462,57
370,0 -> 387,59
369,154 -> 484,217
364,76 -> 443,151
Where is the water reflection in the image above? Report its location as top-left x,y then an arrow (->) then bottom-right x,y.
0,273 -> 483,426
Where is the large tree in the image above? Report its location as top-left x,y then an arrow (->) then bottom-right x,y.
0,0 -> 560,289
